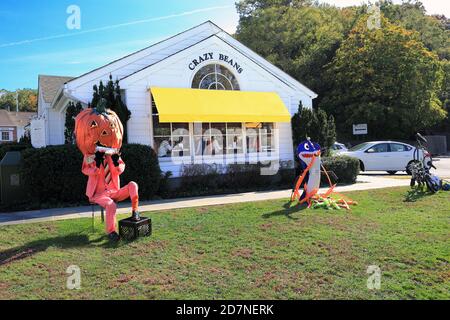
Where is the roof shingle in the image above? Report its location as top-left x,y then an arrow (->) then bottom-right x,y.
39,75 -> 74,104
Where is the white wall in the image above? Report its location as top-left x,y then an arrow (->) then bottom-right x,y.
65,26 -> 314,178
120,37 -> 312,177
48,109 -> 65,145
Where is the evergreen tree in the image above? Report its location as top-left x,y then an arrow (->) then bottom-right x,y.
291,102 -> 336,156
64,101 -> 83,144
90,75 -> 132,143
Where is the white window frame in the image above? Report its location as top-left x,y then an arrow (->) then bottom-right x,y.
0,130 -> 13,142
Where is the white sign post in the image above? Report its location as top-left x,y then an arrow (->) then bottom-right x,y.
353,124 -> 368,135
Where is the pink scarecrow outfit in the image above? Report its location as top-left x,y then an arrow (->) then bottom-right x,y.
82,153 -> 139,234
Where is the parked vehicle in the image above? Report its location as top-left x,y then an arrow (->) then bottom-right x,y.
339,141 -> 430,174
330,142 -> 348,154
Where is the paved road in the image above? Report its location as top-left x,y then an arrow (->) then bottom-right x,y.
433,157 -> 450,178
362,157 -> 450,179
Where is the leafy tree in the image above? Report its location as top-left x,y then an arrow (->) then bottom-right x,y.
64,101 -> 83,144
380,0 -> 450,60
235,1 -> 358,100
291,102 -> 336,155
320,15 -> 446,140
90,75 -> 131,142
427,60 -> 450,133
0,89 -> 37,112
0,91 -> 15,111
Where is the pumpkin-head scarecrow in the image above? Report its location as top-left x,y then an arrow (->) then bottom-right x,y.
75,98 -> 140,242
75,99 -> 123,155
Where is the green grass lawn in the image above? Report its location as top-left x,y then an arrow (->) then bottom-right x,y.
0,187 -> 448,300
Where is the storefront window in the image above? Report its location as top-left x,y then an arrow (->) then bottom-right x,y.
225,123 -> 243,155
192,64 -> 240,91
194,123 -> 226,156
152,102 -> 190,158
245,123 -> 275,155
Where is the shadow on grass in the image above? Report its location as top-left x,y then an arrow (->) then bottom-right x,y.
404,187 -> 432,202
262,201 -> 308,220
0,233 -> 125,266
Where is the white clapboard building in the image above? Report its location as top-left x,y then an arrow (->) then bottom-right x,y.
32,21 -> 317,178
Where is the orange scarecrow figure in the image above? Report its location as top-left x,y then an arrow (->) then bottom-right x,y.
75,98 -> 140,242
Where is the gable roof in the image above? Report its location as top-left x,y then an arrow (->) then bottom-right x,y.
65,21 -> 317,98
66,21 -> 221,88
38,75 -> 74,103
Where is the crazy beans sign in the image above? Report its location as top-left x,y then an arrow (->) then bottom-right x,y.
188,52 -> 244,74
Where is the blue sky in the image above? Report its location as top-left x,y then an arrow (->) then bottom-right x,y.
0,0 -> 239,90
0,0 -> 447,91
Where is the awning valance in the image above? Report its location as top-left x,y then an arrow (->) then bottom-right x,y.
150,87 -> 291,123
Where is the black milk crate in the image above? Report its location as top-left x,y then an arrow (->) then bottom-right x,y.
119,217 -> 152,241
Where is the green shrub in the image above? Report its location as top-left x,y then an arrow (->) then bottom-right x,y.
224,163 -> 274,190
120,144 -> 161,200
21,144 -> 161,206
0,142 -> 31,161
322,156 -> 360,184
21,145 -> 86,204
180,164 -> 222,192
177,162 -> 294,197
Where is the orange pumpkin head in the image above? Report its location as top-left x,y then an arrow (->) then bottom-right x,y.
74,99 -> 124,155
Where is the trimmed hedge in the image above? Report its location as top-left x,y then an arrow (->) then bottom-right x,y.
322,155 -> 360,184
120,144 -> 162,199
177,162 -> 294,197
22,145 -> 86,204
21,144 -> 162,206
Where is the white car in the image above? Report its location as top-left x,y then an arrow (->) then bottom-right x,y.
331,142 -> 348,154
339,141 -> 428,174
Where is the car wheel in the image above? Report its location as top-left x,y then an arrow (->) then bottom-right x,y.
359,160 -> 365,172
387,171 -> 397,175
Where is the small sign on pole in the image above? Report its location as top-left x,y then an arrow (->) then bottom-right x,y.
353,124 -> 368,135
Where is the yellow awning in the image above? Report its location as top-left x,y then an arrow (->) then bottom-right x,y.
150,87 -> 291,123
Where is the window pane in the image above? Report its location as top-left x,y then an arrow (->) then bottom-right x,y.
193,123 -> 205,136
246,133 -> 259,153
153,116 -> 171,136
191,64 -> 240,91
226,123 -> 242,135
172,136 -> 190,157
2,132 -> 10,141
226,135 -> 243,154
194,136 -> 208,155
390,143 -> 406,152
172,123 -> 189,137
154,137 -> 172,158
210,123 -> 226,135
371,144 -> 389,153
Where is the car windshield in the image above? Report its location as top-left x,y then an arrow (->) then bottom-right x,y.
349,143 -> 371,151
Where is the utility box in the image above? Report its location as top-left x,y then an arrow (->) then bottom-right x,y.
0,151 -> 26,206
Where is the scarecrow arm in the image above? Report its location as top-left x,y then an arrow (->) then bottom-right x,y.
81,155 -> 100,176
111,157 -> 125,175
